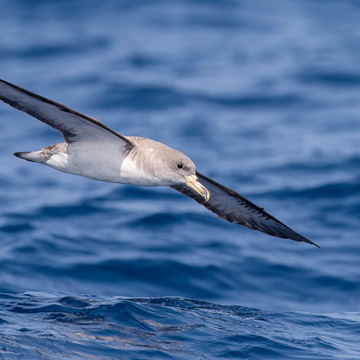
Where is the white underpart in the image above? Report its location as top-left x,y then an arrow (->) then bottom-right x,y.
46,141 -> 125,183
44,141 -> 160,186
120,149 -> 158,186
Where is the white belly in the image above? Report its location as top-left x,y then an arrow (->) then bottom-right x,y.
45,141 -> 155,185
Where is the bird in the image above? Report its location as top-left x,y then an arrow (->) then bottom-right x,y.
0,79 -> 319,248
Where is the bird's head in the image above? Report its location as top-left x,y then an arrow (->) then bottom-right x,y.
158,148 -> 210,202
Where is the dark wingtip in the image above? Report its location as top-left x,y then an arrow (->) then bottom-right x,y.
310,240 -> 321,249
300,236 -> 321,249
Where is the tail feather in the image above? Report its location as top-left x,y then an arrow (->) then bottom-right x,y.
13,151 -> 48,163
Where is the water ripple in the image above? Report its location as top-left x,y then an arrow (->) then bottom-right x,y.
0,293 -> 357,359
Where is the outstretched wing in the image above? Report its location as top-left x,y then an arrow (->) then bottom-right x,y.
172,171 -> 319,247
0,79 -> 132,146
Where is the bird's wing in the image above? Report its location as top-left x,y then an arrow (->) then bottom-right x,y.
172,171 -> 319,247
0,79 -> 132,146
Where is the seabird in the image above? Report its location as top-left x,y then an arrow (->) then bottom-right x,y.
0,79 -> 319,247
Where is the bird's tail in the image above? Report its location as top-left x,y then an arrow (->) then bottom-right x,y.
14,151 -> 48,163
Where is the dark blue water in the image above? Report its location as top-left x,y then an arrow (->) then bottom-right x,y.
0,0 -> 360,358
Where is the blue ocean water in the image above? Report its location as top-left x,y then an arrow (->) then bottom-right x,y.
0,0 -> 360,358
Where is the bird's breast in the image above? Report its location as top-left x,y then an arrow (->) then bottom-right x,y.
119,150 -> 161,186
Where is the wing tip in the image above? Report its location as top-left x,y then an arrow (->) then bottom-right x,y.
288,231 -> 320,248
302,237 -> 321,249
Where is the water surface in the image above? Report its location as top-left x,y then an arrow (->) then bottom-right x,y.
0,0 -> 360,358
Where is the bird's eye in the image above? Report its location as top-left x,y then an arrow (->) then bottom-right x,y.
177,163 -> 184,169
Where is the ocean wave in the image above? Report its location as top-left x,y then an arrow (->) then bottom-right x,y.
0,292 -> 358,359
